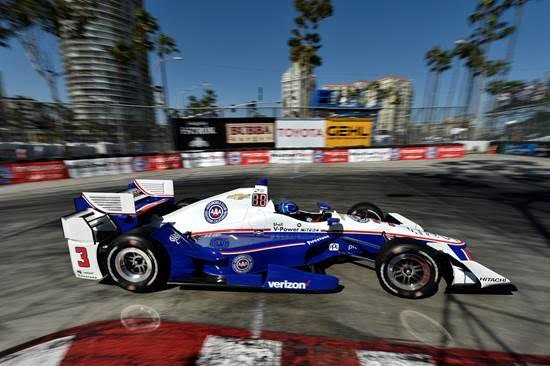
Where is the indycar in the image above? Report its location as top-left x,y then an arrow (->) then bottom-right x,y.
61,178 -> 513,298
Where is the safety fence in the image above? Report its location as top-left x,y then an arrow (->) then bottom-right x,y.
0,144 -> 465,185
488,141 -> 550,157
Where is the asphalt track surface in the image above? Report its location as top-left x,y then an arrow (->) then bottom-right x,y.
1,154 -> 549,357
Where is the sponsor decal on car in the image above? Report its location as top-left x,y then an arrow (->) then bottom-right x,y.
210,237 -> 230,249
232,254 -> 254,273
226,193 -> 251,200
204,200 -> 228,224
329,243 -> 339,251
267,280 -> 310,289
169,231 -> 184,244
479,277 -> 508,283
272,222 -> 320,232
306,235 -> 330,245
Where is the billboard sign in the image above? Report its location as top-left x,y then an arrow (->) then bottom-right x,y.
172,119 -> 226,150
324,118 -> 373,148
275,120 -> 325,148
225,120 -> 275,146
180,152 -> 226,168
0,160 -> 68,184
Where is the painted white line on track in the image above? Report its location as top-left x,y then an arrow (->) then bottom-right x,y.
250,295 -> 266,339
356,350 -> 434,366
0,335 -> 74,366
197,335 -> 282,366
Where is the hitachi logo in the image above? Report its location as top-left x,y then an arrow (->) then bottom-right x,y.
479,277 -> 508,283
267,280 -> 309,289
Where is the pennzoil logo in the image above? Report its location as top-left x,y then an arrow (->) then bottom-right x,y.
226,193 -> 251,200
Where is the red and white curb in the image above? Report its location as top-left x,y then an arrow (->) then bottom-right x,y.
1,320 -> 549,365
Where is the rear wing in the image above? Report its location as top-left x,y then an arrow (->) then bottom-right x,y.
75,179 -> 175,216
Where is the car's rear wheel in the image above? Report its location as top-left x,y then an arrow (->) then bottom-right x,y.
347,202 -> 384,221
375,239 -> 440,299
107,235 -> 168,293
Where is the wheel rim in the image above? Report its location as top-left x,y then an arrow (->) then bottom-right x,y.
114,248 -> 153,283
387,253 -> 431,291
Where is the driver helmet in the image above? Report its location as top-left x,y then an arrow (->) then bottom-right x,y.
278,200 -> 299,215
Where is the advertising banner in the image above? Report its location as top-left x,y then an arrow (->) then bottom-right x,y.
172,119 -> 226,150
391,147 -> 426,160
0,160 -> 68,185
275,120 -> 325,148
225,118 -> 275,147
314,149 -> 349,163
64,157 -> 132,178
325,118 -> 373,148
270,150 -> 314,164
226,150 -> 271,165
437,145 -> 465,159
348,148 -> 391,162
501,143 -> 538,156
131,154 -> 183,172
180,151 -> 226,168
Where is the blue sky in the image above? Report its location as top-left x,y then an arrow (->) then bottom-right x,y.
0,0 -> 549,108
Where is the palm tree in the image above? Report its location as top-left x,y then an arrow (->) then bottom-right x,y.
425,46 -> 452,121
288,0 -> 333,117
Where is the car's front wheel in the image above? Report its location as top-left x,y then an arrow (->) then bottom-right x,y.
375,239 -> 441,299
107,235 -> 168,293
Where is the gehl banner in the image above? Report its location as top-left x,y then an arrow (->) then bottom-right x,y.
324,118 -> 373,148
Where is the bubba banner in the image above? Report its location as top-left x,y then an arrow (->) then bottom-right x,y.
226,150 -> 271,165
0,160 -> 68,184
172,118 -> 226,150
325,118 -> 373,148
225,118 -> 275,147
275,120 -> 325,148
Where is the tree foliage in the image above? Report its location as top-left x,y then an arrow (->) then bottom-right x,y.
0,0 -> 96,47
111,8 -> 178,65
287,0 -> 333,70
186,89 -> 218,117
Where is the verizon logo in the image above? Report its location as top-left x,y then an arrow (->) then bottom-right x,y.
267,280 -> 309,289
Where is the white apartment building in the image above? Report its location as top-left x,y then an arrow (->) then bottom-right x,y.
281,63 -> 316,117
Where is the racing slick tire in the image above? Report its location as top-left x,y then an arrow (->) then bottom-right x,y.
347,202 -> 384,221
375,239 -> 441,299
106,234 -> 169,293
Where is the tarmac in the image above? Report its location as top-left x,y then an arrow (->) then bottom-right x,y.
1,154 -> 549,355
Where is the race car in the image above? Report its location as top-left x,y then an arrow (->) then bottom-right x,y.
61,178 -> 513,299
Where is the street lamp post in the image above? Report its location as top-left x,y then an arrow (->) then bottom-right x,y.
157,56 -> 182,151
158,56 -> 182,112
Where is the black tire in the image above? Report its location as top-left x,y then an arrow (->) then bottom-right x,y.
347,201 -> 384,221
375,239 -> 441,299
106,234 -> 168,293
176,197 -> 199,209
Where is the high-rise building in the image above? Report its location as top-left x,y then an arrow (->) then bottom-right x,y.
281,63 -> 316,117
59,0 -> 155,140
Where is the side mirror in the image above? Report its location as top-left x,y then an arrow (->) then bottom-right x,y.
327,217 -> 340,226
318,202 -> 332,212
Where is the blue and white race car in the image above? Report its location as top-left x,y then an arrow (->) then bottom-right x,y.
61,178 -> 513,298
